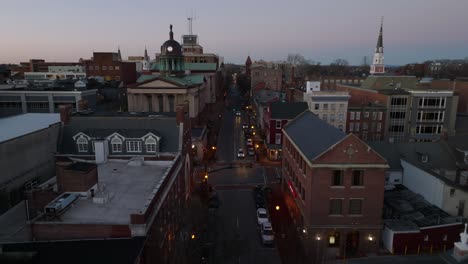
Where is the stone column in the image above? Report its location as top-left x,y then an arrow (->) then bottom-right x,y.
163,94 -> 169,112
20,94 -> 27,113
48,94 -> 54,113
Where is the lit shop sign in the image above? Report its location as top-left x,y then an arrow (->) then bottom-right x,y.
287,180 -> 297,198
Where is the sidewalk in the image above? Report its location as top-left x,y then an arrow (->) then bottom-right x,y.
267,183 -> 309,264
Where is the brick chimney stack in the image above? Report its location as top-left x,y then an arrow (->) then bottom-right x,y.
59,104 -> 72,125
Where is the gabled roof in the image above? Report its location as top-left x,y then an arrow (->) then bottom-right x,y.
134,75 -> 205,87
283,111 -> 346,161
60,116 -> 180,154
269,102 -> 308,120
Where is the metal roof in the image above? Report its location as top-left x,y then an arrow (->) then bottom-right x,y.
0,113 -> 60,143
283,110 -> 346,161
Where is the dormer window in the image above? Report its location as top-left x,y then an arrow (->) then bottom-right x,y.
76,136 -> 88,152
126,140 -> 142,153
145,137 -> 157,153
111,137 -> 122,153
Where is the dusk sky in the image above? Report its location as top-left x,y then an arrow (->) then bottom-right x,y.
1,0 -> 468,65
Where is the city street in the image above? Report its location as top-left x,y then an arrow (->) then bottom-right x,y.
204,82 -> 282,263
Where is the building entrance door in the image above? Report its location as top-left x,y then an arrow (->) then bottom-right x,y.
345,230 -> 359,256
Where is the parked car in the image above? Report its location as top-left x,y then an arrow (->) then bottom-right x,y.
236,111 -> 242,116
246,138 -> 253,146
256,208 -> 269,225
248,147 -> 255,156
243,123 -> 249,129
260,222 -> 275,245
237,148 -> 245,158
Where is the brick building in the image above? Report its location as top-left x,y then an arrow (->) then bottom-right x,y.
282,110 -> 388,258
0,106 -> 194,264
263,101 -> 308,160
250,60 -> 283,92
84,52 -> 137,84
337,76 -> 458,143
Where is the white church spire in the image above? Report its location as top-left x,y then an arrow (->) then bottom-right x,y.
370,17 -> 385,75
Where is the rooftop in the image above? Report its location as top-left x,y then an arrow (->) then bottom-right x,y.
283,110 -> 346,161
0,113 -> 60,143
269,101 -> 308,120
52,159 -> 174,224
384,187 -> 462,231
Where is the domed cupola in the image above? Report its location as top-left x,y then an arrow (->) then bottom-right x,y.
159,25 -> 185,76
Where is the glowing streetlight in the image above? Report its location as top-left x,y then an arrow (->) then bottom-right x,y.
212,146 -> 216,150
191,234 -> 196,240
191,144 -> 195,149
275,205 -> 280,211
368,235 -> 374,241
316,235 -> 321,241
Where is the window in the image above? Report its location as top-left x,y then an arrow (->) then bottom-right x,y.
349,123 -> 354,132
111,137 -> 122,152
362,123 -> 368,130
115,76 -> 121,81
95,66 -> 100,70
338,114 -> 344,121
145,137 -> 157,153
102,66 -> 107,70
339,104 -> 345,109
390,112 -> 406,119
322,114 -> 328,121
314,104 -> 319,110
328,232 -> 340,247
301,187 -> 305,201
372,112 -> 377,120
332,170 -> 343,186
323,104 -> 328,110
126,141 -> 142,152
355,123 -> 360,132
109,66 -> 114,70
356,112 -> 361,120
276,120 -> 282,129
364,112 -> 369,118
275,133 -> 282,145
77,136 -> 88,152
378,112 -> 383,120
352,170 -> 364,186
391,97 -> 407,106
349,112 -> 355,120
329,199 -> 342,215
330,103 -> 336,110
330,114 -> 335,121
89,66 -> 93,70
115,66 -> 120,70
349,199 -> 363,215
338,124 -> 343,131
377,123 -> 382,132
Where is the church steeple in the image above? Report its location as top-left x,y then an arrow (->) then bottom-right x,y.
370,17 -> 385,75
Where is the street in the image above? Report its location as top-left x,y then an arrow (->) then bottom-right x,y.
204,83 -> 282,263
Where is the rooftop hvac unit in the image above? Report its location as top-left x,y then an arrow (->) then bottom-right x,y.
44,192 -> 79,215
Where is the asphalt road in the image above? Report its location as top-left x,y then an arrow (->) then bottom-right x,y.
206,83 -> 282,264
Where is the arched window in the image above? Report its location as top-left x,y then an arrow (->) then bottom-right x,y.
77,136 -> 88,152
111,137 -> 122,153
145,137 -> 157,153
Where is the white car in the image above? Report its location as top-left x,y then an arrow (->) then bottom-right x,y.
246,138 -> 253,146
260,222 -> 275,245
236,111 -> 242,116
237,148 -> 245,158
256,208 -> 269,225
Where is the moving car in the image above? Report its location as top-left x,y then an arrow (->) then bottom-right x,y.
256,208 -> 269,225
236,111 -> 242,116
242,123 -> 249,129
260,222 -> 275,245
237,148 -> 245,158
246,138 -> 253,146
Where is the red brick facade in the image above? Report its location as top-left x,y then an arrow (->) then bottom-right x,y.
84,52 -> 137,84
56,162 -> 98,193
282,133 -> 388,256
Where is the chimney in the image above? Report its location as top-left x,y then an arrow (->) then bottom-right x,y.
56,162 -> 98,193
59,104 -> 72,124
286,88 -> 295,102
176,104 -> 185,125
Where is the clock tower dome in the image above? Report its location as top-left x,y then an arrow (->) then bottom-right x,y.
159,25 -> 185,76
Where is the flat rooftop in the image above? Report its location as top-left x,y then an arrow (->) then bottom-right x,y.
0,113 -> 60,143
57,159 -> 173,224
384,187 -> 462,231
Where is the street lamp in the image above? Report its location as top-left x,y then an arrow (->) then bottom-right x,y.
275,205 -> 280,211
211,146 -> 216,150
368,235 -> 374,241
191,233 -> 196,240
